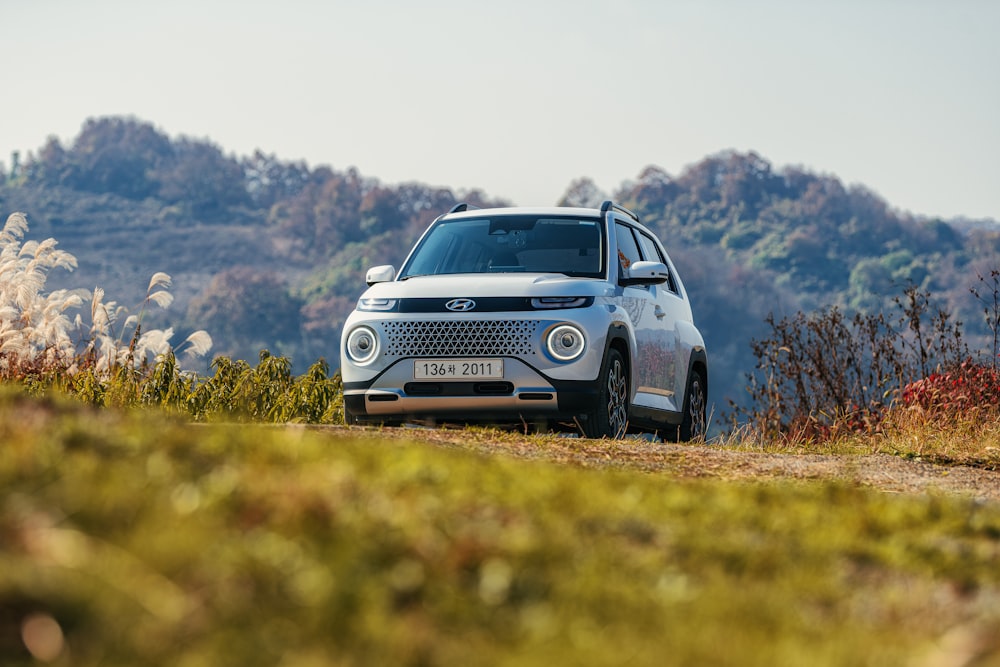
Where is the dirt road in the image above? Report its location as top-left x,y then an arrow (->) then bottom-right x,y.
330,426 -> 1000,503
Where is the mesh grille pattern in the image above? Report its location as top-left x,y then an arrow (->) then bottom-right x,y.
382,320 -> 540,357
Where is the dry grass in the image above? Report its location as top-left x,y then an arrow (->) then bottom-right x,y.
874,408 -> 1000,467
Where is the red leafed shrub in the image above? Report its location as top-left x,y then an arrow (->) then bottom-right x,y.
901,359 -> 1000,418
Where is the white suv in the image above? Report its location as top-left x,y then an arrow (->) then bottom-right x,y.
340,201 -> 708,440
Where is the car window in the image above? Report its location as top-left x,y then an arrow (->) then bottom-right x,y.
636,230 -> 678,293
615,223 -> 642,282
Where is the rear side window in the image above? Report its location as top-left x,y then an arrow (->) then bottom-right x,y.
635,232 -> 664,263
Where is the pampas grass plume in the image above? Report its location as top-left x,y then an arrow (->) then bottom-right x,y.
1,212 -> 213,378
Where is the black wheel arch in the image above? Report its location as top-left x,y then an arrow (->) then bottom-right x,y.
602,322 -> 632,380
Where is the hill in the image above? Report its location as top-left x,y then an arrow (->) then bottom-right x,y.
2,116 -> 999,413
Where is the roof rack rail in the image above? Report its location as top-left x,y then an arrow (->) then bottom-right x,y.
599,200 -> 640,223
448,202 -> 479,214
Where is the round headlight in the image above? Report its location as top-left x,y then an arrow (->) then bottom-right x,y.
546,324 -> 585,361
346,326 -> 379,364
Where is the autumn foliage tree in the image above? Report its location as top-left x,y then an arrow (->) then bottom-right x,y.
24,117 -> 250,219
186,267 -> 304,361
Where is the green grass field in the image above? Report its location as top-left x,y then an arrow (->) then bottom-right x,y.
2,391 -> 999,666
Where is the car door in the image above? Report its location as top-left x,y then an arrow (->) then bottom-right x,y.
634,226 -> 682,413
615,223 -> 680,413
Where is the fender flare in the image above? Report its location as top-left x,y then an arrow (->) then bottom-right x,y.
600,321 -> 635,395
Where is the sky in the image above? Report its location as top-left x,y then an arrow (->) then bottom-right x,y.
3,0 -> 998,221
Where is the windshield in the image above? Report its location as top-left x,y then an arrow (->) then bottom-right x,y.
399,215 -> 605,279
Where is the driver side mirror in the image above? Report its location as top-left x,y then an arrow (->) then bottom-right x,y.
365,265 -> 396,286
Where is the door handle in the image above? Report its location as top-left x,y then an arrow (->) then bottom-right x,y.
654,305 -> 666,319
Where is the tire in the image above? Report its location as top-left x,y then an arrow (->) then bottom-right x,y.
678,369 -> 707,441
583,348 -> 629,439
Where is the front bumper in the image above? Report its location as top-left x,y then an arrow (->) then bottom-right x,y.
343,356 -> 601,424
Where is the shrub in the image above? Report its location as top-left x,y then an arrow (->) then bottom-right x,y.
187,350 -> 343,423
56,348 -> 343,424
734,284 -> 968,438
970,269 -> 1000,366
901,359 -> 1000,421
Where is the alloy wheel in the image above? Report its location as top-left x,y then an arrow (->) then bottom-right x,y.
687,375 -> 706,439
606,357 -> 628,438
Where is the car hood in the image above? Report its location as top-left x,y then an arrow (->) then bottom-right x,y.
361,273 -> 611,299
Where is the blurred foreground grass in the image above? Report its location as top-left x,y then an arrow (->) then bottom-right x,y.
2,391 -> 999,666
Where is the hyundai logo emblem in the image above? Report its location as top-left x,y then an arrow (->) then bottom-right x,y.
445,298 -> 477,312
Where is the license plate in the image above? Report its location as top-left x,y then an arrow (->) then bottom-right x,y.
413,359 -> 504,380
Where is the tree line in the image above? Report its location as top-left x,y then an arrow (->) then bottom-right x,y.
2,116 -> 999,413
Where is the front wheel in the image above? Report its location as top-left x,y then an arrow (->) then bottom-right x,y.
678,370 -> 707,441
582,348 -> 629,439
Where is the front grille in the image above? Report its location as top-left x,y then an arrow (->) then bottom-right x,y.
382,320 -> 540,357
